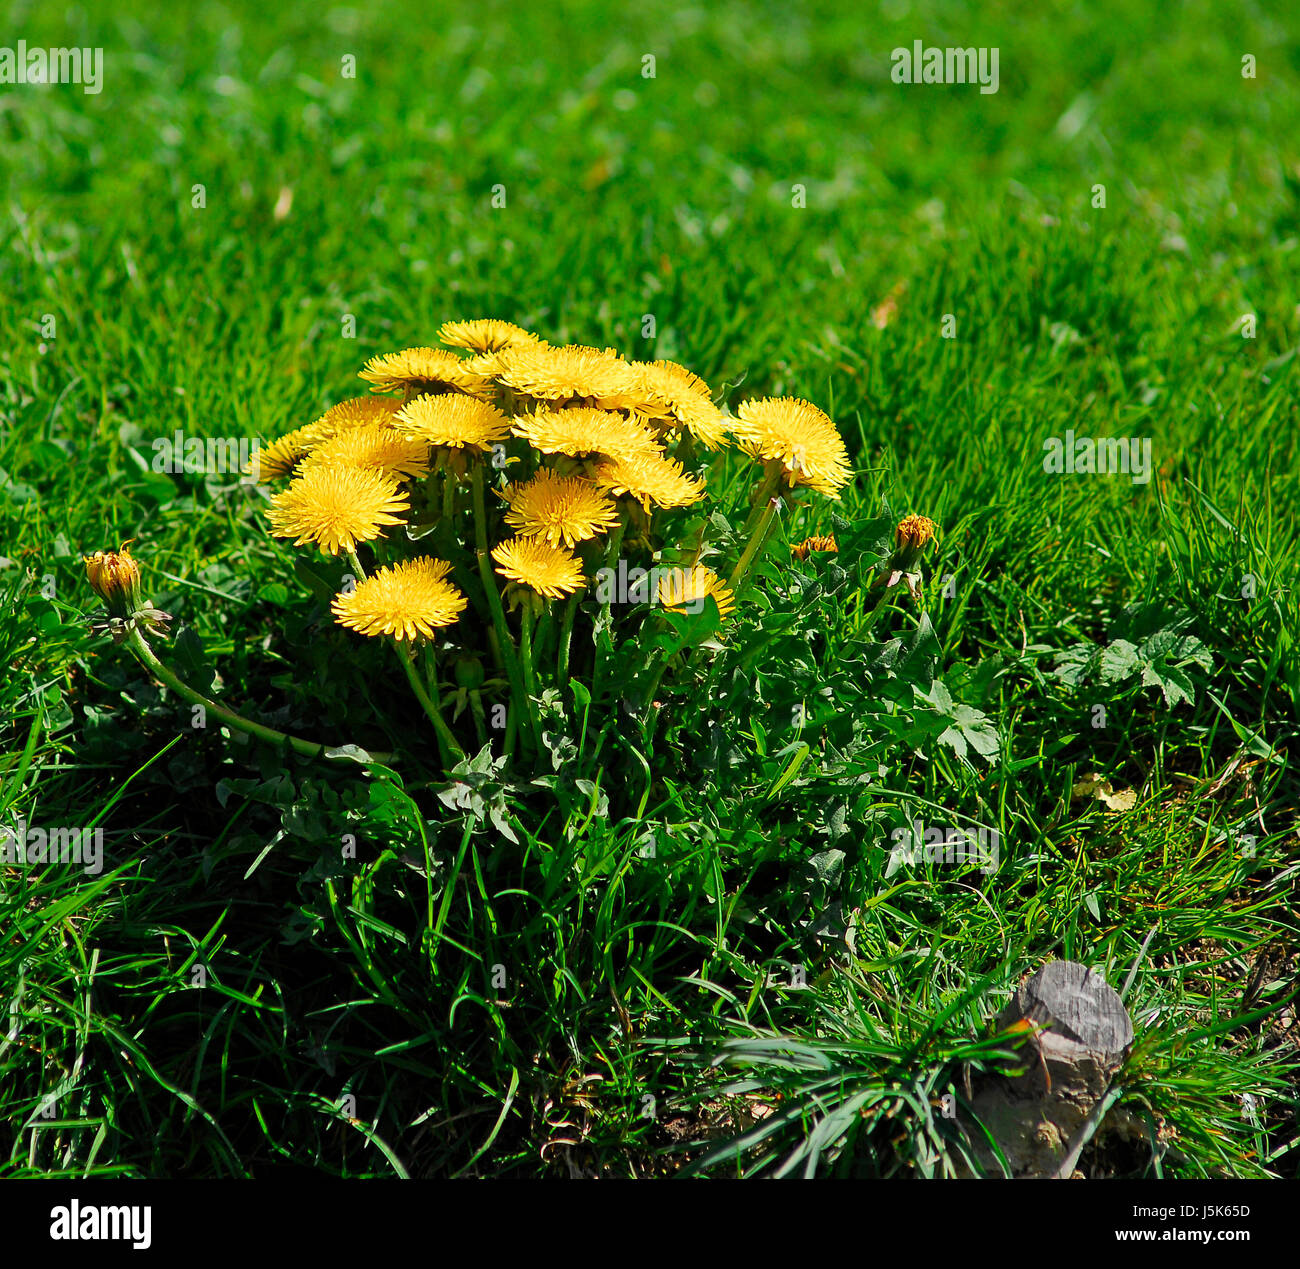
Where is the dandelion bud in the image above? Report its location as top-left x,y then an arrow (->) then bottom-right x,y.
792,534 -> 838,561
877,515 -> 937,599
893,514 -> 936,566
84,541 -> 173,642
84,543 -> 143,619
454,656 -> 486,690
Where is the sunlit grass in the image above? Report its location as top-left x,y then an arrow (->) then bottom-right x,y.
1,0 -> 1297,1178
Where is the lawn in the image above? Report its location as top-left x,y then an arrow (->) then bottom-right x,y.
1,0 -> 1297,1179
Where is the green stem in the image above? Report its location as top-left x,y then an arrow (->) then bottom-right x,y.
503,697 -> 518,758
728,497 -> 779,593
737,464 -> 782,542
395,639 -> 463,767
349,548 -> 461,766
520,603 -> 544,753
602,519 -> 627,586
640,657 -> 672,742
485,625 -> 506,677
472,463 -> 533,756
421,643 -> 439,698
441,468 -> 456,524
126,627 -> 384,763
534,606 -> 554,676
590,520 -> 626,704
469,467 -> 491,555
468,692 -> 489,749
859,583 -> 895,637
556,594 -> 579,681
460,465 -> 502,678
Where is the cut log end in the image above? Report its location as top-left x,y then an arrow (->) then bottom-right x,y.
998,958 -> 1134,1052
959,959 -> 1134,1178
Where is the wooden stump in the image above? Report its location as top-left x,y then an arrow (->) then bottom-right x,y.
959,960 -> 1134,1178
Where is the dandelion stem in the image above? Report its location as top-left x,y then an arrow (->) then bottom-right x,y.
126,627 -> 382,762
640,657 -> 672,742
556,594 -> 579,681
348,548 -> 462,767
519,602 -> 544,753
441,468 -> 456,524
590,520 -> 626,703
600,520 -> 626,611
421,642 -> 439,698
465,473 -> 505,682
738,464 -> 782,541
534,605 -> 554,675
485,626 -> 506,677
504,697 -> 518,758
394,638 -> 463,767
468,693 -> 489,749
859,582 -> 895,636
472,462 -> 533,757
728,497 -> 779,593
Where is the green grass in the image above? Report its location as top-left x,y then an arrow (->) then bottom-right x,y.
1,0 -> 1297,1178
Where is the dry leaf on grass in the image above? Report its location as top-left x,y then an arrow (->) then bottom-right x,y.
1071,772 -> 1137,811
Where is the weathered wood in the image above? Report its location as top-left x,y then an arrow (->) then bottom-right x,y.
958,960 -> 1134,1178
999,959 -> 1134,1050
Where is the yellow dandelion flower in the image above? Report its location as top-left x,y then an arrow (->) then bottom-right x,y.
256,398 -> 405,481
438,318 -> 541,355
491,537 -> 586,599
647,359 -> 714,400
733,397 -> 853,497
511,406 -> 662,461
307,395 -> 404,437
462,349 -> 516,379
331,557 -> 467,642
394,393 -> 512,452
592,450 -> 706,510
494,343 -> 641,407
500,469 -> 620,548
266,465 -> 409,556
300,423 -> 432,481
359,347 -> 491,397
255,426 -> 316,481
657,564 -> 736,621
629,360 -> 730,450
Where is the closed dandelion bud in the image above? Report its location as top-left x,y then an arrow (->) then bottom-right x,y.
454,655 -> 486,690
792,534 -> 838,561
892,514 -> 935,570
84,541 -> 173,642
878,515 -> 937,599
84,543 -> 143,619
